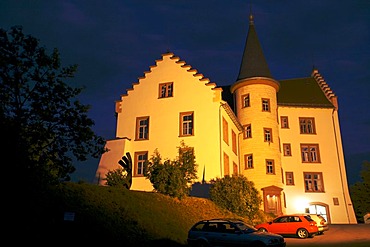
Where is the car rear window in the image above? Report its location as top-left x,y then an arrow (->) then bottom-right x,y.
192,223 -> 205,231
304,216 -> 314,222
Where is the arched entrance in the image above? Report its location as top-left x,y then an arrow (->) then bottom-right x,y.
307,202 -> 330,223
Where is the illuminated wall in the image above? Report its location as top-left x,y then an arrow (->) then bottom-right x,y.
94,53 -> 357,224
279,106 -> 357,223
95,52 -> 240,190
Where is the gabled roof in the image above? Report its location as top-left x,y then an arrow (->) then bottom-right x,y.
277,76 -> 335,108
222,69 -> 336,109
236,14 -> 272,81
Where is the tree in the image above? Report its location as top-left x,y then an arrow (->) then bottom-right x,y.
350,160 -> 370,222
209,174 -> 262,219
144,141 -> 198,199
0,26 -> 106,189
104,167 -> 131,187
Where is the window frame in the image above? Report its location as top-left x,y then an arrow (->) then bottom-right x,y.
283,143 -> 292,156
304,172 -> 325,192
264,128 -> 273,142
244,154 -> 253,169
134,151 -> 148,176
262,98 -> 270,112
233,162 -> 238,175
222,117 -> 229,144
231,130 -> 237,154
299,117 -> 316,134
243,124 -> 252,139
280,116 -> 289,129
242,93 -> 250,108
301,144 -> 321,163
266,159 -> 275,174
223,152 -> 229,176
135,116 -> 149,140
158,82 -> 173,98
179,111 -> 194,136
285,172 -> 295,185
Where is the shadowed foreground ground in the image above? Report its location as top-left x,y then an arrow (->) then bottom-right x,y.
284,224 -> 370,247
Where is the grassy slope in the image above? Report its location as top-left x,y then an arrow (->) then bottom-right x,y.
45,182 -> 262,246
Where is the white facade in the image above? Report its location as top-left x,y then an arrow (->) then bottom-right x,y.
95,16 -> 357,224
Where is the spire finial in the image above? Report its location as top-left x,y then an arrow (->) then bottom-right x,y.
249,4 -> 254,25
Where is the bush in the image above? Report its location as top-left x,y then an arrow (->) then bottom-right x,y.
144,141 -> 198,199
209,174 -> 262,220
104,167 -> 131,188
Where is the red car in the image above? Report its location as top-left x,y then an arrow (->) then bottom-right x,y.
255,214 -> 319,239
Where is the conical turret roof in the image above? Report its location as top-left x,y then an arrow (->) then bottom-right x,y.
236,14 -> 272,81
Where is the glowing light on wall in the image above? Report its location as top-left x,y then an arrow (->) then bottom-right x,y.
294,197 -> 309,212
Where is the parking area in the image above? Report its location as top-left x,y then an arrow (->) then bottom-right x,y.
284,224 -> 370,247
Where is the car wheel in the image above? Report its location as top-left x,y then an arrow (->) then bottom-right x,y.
251,241 -> 266,247
195,240 -> 209,247
257,228 -> 268,233
297,228 -> 309,239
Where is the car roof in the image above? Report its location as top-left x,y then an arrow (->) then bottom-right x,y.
277,214 -> 307,217
197,218 -> 245,223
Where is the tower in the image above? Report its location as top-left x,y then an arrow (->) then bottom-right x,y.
230,14 -> 284,215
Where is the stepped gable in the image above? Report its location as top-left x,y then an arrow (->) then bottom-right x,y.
120,51 -> 217,98
311,68 -> 338,109
277,69 -> 335,108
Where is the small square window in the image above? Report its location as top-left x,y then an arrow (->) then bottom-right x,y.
283,143 -> 292,156
242,94 -> 250,108
159,82 -> 173,98
134,151 -> 148,176
262,98 -> 270,112
266,159 -> 275,174
180,112 -> 194,136
281,116 -> 289,128
136,116 -> 149,140
264,128 -> 273,142
244,154 -> 253,169
286,172 -> 294,185
243,124 -> 252,139
333,197 -> 339,205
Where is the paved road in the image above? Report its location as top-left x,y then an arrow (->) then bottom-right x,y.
284,224 -> 370,247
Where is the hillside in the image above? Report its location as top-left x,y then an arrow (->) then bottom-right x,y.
22,182 -> 268,246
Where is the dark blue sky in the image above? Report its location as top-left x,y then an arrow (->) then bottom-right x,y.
1,0 -> 369,185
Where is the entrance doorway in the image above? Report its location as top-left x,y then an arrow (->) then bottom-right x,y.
262,186 -> 283,215
307,203 -> 330,223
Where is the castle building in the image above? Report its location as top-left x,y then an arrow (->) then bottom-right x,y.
95,14 -> 357,224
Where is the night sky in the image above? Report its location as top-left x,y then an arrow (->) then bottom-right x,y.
1,1 -> 369,185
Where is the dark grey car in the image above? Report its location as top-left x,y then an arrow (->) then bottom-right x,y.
187,218 -> 286,247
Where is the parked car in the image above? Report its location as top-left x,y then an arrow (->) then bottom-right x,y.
306,214 -> 329,234
255,214 -> 319,239
187,218 -> 286,247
